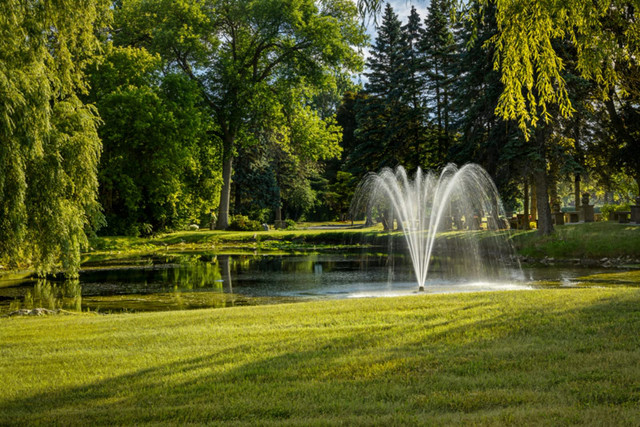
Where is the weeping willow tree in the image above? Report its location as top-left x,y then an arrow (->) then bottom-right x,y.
0,1 -> 110,275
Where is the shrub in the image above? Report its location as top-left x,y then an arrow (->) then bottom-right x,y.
228,215 -> 263,231
285,219 -> 297,230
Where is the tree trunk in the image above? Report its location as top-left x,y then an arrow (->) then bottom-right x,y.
365,204 -> 374,227
381,209 -> 391,231
534,168 -> 554,235
574,173 -> 581,210
548,161 -> 560,209
530,179 -> 537,224
523,179 -> 530,230
443,84 -> 450,145
435,63 -> 442,130
233,181 -> 240,215
216,134 -> 234,230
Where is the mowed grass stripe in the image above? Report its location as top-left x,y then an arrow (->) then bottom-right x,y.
1,288 -> 639,425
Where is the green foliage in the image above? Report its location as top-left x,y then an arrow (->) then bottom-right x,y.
323,171 -> 357,221
0,0 -> 110,275
360,1 -> 637,137
345,4 -> 432,178
285,219 -> 297,230
228,215 -> 263,232
233,144 -> 280,220
87,45 -> 220,236
114,0 -> 366,228
478,0 -> 635,136
448,2 -> 528,208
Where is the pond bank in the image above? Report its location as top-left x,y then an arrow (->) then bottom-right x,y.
86,221 -> 639,265
2,221 -> 639,280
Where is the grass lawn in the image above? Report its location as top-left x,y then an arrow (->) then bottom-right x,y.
2,288 -> 640,424
510,222 -> 640,260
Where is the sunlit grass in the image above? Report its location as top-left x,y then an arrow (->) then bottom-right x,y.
576,270 -> 640,284
1,288 -> 639,424
511,222 -> 640,259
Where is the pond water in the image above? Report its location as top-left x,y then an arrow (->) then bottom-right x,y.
0,252 -> 635,314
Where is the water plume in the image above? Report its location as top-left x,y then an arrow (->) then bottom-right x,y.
352,164 -> 518,291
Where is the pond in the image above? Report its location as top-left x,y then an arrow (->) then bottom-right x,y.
0,252 -> 636,314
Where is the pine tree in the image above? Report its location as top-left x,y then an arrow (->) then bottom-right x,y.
346,3 -> 406,176
420,0 -> 456,162
400,6 -> 425,110
448,2 -> 529,212
399,6 -> 431,171
348,4 -> 432,175
363,4 -> 405,100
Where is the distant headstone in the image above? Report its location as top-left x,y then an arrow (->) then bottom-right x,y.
551,203 -> 564,225
189,224 -> 199,230
262,223 -> 269,231
580,192 -> 594,222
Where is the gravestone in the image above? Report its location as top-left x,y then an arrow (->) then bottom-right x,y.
631,196 -> 640,224
580,192 -> 594,222
551,202 -> 564,225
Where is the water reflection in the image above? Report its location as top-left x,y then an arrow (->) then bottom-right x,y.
9,279 -> 82,312
0,253 -> 634,315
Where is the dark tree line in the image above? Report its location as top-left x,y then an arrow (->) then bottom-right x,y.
329,1 -> 639,235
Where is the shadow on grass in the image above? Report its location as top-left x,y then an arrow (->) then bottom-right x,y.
1,291 -> 639,424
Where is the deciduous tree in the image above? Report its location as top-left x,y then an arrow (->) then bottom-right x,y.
115,0 -> 365,228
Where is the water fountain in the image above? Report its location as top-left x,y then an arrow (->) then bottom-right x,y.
353,164 -> 517,291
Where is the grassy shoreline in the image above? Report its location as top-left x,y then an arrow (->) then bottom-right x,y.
87,221 -> 640,261
3,222 -> 639,280
1,288 -> 639,424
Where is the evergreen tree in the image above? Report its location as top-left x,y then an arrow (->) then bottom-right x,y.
420,0 -> 456,163
348,4 -> 431,176
399,6 -> 431,171
599,3 -> 640,190
346,4 -> 405,177
448,2 -> 528,211
400,6 -> 425,110
363,4 -> 405,100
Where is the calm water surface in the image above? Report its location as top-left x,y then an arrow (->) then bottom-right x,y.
0,252 -> 633,314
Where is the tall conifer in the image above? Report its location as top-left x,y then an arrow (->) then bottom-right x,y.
421,0 -> 455,161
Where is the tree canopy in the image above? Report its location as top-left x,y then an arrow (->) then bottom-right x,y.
114,0 -> 366,228
87,45 -> 219,235
359,0 -> 639,136
2,0 -> 640,275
